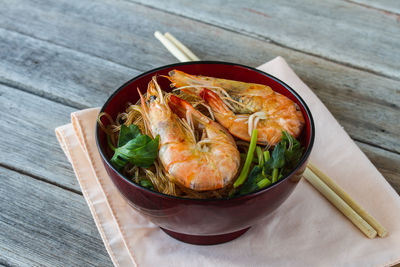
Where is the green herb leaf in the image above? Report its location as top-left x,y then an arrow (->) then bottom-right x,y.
112,135 -> 160,168
110,124 -> 159,170
235,131 -> 304,196
281,131 -> 304,175
238,165 -> 264,195
270,141 -> 286,169
256,146 -> 264,167
118,124 -> 141,147
271,168 -> 279,183
110,153 -> 127,170
263,150 -> 270,162
257,178 -> 272,189
140,179 -> 154,190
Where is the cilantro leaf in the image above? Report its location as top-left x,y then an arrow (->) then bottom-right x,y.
118,124 -> 141,147
281,131 -> 304,174
238,165 -> 264,195
270,141 -> 286,169
110,124 -> 159,170
263,140 -> 286,175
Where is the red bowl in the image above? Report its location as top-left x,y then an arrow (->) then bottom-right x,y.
96,61 -> 315,245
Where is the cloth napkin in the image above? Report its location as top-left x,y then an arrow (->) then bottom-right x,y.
55,57 -> 400,267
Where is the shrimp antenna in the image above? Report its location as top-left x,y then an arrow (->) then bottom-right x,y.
152,76 -> 166,106
137,87 -> 151,135
283,131 -> 293,151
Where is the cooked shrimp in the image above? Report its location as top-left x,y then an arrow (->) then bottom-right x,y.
167,70 -> 305,146
139,76 -> 240,191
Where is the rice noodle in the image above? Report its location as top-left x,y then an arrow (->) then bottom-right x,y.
98,112 -> 116,135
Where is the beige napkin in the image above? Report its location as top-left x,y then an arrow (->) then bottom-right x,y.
56,57 -> 400,267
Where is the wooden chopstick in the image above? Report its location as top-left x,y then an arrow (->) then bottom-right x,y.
307,163 -> 387,237
303,168 -> 377,238
164,32 -> 200,61
154,31 -> 191,62
153,31 -> 387,239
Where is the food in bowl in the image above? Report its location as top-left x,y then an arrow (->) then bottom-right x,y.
96,62 -> 314,245
98,70 -> 305,199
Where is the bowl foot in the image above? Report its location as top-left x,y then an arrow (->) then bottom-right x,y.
160,227 -> 250,245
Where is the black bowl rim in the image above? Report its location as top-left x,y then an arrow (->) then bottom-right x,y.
96,60 -> 315,202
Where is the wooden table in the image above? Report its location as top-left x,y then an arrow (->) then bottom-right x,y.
1,0 -> 399,265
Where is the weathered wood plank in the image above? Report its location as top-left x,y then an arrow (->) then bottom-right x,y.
129,0 -> 400,80
0,167 -> 112,266
0,83 -> 80,191
350,0 -> 400,14
0,0 -> 170,75
0,28 -> 135,109
0,1 -> 399,153
359,144 -> 400,194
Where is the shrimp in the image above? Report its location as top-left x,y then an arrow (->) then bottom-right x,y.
167,70 -> 305,146
139,76 -> 240,191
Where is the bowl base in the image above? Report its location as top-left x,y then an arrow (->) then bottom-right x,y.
160,227 -> 250,245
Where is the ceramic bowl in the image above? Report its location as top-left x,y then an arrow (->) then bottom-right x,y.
96,61 -> 315,245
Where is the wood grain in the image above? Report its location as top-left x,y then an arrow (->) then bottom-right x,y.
0,28 -> 135,109
0,0 -> 399,154
0,167 -> 112,266
128,0 -> 400,80
0,83 -> 80,191
349,0 -> 400,14
360,143 -> 400,194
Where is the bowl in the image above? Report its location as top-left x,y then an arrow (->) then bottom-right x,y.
96,61 -> 315,245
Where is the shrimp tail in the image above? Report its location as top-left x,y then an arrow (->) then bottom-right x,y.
199,88 -> 231,115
